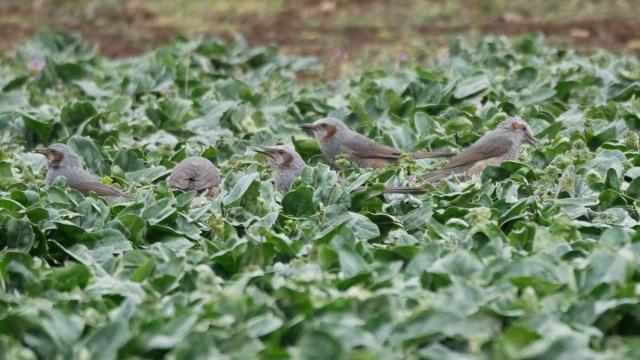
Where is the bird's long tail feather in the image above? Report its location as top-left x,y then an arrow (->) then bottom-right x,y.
382,186 -> 428,194
407,151 -> 456,159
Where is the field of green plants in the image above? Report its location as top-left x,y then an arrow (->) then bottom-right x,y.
2,30 -> 640,359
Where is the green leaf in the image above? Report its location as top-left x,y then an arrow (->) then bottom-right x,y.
72,80 -> 112,98
117,214 -> 146,244
604,167 -> 620,191
444,117 -> 474,134
131,257 -> 155,282
84,321 -> 130,360
348,212 -> 380,240
391,311 -> 500,343
482,165 -> 512,182
339,248 -> 369,278
145,313 -> 198,350
299,330 -> 343,360
281,186 -> 315,217
507,254 -> 570,295
20,111 -> 53,143
453,75 -> 490,99
113,149 -> 144,173
398,206 -> 433,230
0,217 -> 34,253
125,167 -> 170,183
535,121 -> 563,141
0,92 -> 28,113
493,326 -> 539,359
519,88 -> 557,105
223,173 -> 260,205
626,176 -> 640,199
141,197 -> 177,225
67,136 -> 107,176
246,314 -> 283,337
581,248 -> 628,294
292,136 -> 321,158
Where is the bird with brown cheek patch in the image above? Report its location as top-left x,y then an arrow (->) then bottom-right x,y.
323,124 -> 337,142
254,145 -> 429,196
50,151 -> 65,168
300,117 -> 455,169
421,117 -> 539,182
33,143 -> 133,202
169,156 -> 221,197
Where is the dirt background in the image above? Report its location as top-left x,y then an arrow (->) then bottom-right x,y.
2,0 -> 640,70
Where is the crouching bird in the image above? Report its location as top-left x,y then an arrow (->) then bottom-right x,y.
168,156 -> 221,197
421,118 -> 539,183
34,143 -> 133,202
253,145 -> 427,195
299,117 -> 455,169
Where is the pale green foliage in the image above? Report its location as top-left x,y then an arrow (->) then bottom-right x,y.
1,30 -> 640,359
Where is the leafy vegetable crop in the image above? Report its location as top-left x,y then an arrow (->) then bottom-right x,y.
1,30 -> 640,359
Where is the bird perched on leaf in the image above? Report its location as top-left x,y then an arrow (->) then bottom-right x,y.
34,143 -> 133,202
421,118 -> 539,183
253,145 -> 427,195
300,117 -> 455,169
168,156 -> 221,197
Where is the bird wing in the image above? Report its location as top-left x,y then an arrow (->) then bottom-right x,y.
194,163 -> 220,191
169,157 -> 219,192
343,134 -> 455,160
167,167 -> 193,191
63,168 -> 132,200
341,134 -> 404,160
438,136 -> 514,170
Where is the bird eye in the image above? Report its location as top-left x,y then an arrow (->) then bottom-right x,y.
278,150 -> 285,155
50,149 -> 56,154
321,123 -> 328,128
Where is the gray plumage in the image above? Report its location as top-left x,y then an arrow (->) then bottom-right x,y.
34,143 -> 133,202
299,118 -> 455,169
254,145 -> 427,196
168,156 -> 221,197
254,145 -> 306,195
421,118 -> 539,183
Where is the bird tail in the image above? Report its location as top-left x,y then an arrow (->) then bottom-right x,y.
382,186 -> 427,195
407,151 -> 456,159
352,185 -> 427,194
421,168 -> 465,183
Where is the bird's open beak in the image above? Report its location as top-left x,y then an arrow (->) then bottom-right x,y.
253,145 -> 274,158
299,123 -> 316,130
33,148 -> 48,155
525,134 -> 540,146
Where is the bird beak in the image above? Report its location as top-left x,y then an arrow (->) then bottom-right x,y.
253,145 -> 274,158
33,148 -> 48,155
525,133 -> 540,146
299,123 -> 316,130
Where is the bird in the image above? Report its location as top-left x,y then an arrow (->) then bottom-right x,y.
168,156 -> 220,197
299,117 -> 455,169
421,117 -> 539,183
34,143 -> 133,201
253,145 -> 427,195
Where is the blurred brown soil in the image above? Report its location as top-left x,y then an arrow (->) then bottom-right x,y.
1,0 -> 640,62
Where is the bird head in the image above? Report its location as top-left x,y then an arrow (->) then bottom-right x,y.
299,117 -> 349,143
253,145 -> 305,173
499,118 -> 539,146
33,143 -> 82,169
